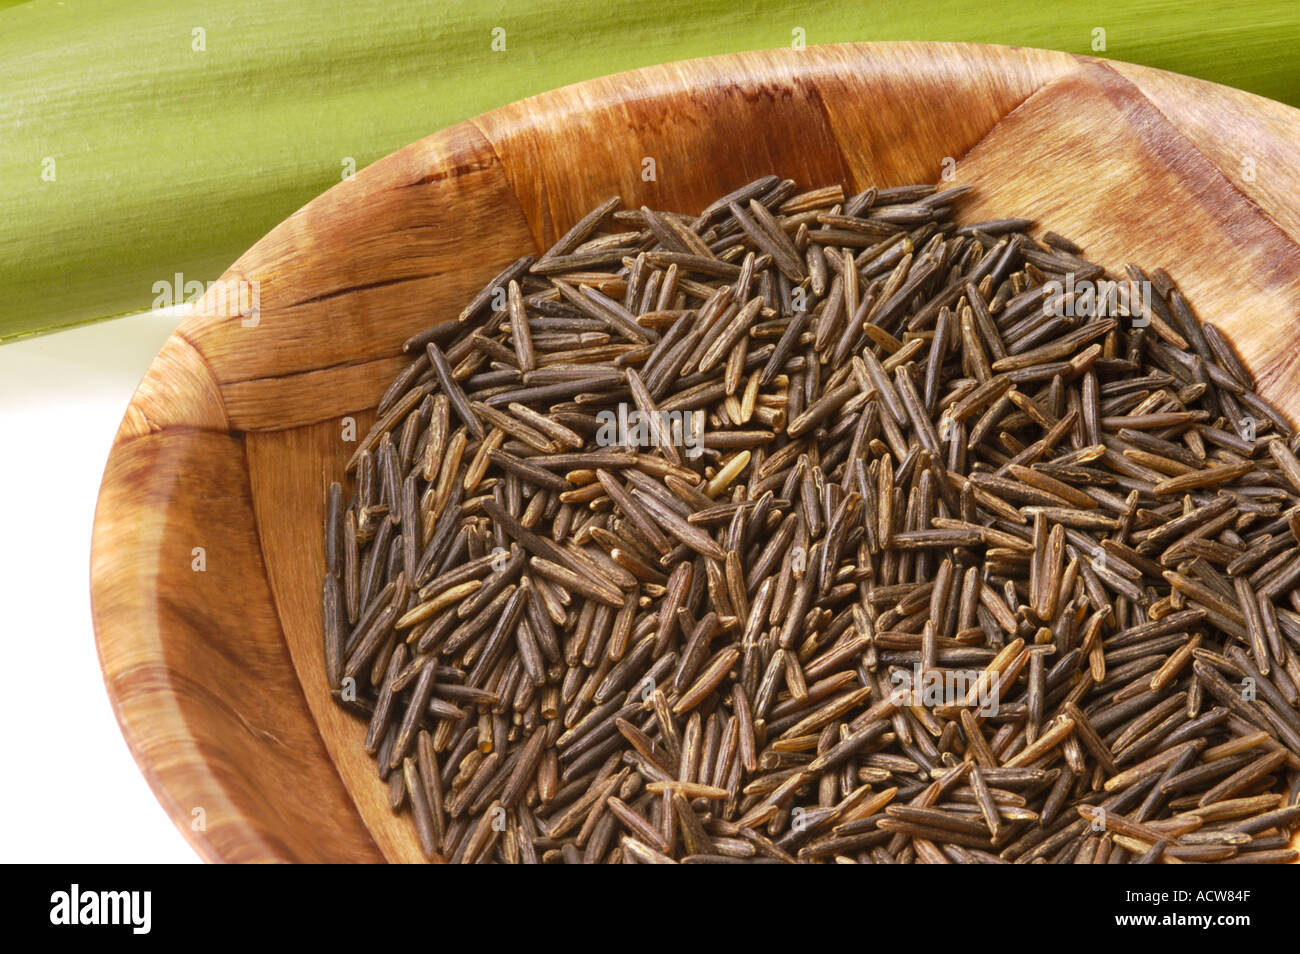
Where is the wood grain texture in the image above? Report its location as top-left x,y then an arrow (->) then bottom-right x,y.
947,58 -> 1300,421
92,426 -> 384,863
245,422 -> 426,864
91,42 -> 1300,862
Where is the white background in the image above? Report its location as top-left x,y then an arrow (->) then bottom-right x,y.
0,308 -> 200,863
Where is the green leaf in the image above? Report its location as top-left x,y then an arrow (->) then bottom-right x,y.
3,0 -> 1298,341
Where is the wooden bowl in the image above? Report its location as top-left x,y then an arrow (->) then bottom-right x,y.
90,42 -> 1300,863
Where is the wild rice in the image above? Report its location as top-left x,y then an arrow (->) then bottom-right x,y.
322,176 -> 1300,863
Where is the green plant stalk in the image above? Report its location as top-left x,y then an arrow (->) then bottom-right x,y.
3,0 -> 1298,341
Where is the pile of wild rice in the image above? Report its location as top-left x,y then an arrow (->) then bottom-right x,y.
321,176 -> 1300,863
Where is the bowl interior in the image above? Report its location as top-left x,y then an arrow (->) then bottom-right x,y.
91,42 -> 1300,862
